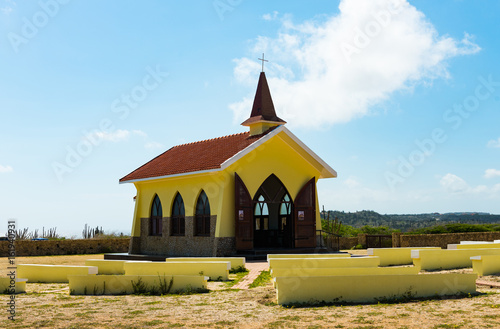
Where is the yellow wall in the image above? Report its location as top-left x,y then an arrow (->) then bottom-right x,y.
131,131 -> 329,238
274,273 -> 477,305
0,278 -> 26,294
84,259 -> 149,275
412,248 -> 500,270
267,253 -> 351,261
165,257 -> 245,270
124,261 -> 230,281
456,243 -> 500,249
367,247 -> 441,266
271,266 -> 419,278
18,264 -> 98,283
268,256 -> 380,269
69,275 -> 207,295
471,255 -> 500,276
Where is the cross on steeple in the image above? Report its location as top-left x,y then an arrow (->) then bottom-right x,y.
258,53 -> 268,72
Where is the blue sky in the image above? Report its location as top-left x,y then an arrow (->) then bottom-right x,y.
1,0 -> 499,237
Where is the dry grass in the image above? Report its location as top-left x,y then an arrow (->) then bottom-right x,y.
1,254 -> 499,329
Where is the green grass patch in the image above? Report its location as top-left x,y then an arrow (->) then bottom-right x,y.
249,270 -> 272,288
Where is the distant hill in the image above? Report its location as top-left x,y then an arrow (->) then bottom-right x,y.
321,210 -> 500,232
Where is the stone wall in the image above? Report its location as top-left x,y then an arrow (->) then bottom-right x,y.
398,231 -> 500,249
0,238 -> 130,257
138,215 -> 235,256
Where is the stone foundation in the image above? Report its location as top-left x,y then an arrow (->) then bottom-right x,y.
138,215 -> 236,256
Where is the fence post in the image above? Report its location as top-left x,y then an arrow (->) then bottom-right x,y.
392,232 -> 402,248
357,234 -> 367,248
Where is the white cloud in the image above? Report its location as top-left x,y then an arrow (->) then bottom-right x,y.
145,142 -> 164,149
263,11 -> 279,21
86,129 -> 147,143
1,0 -> 15,15
0,165 -> 13,173
440,173 -> 469,194
485,169 -> 500,179
487,138 -> 500,148
231,0 -> 480,128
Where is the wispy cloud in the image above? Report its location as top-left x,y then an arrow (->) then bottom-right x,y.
231,0 -> 480,128
1,0 -> 15,15
262,11 -> 279,21
487,138 -> 500,148
85,129 -> 147,143
145,142 -> 164,149
484,169 -> 500,179
0,164 -> 13,173
440,173 -> 469,194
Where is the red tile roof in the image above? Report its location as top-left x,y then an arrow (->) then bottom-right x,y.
120,130 -> 272,183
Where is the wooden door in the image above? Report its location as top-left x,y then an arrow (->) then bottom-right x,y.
294,177 -> 316,248
234,173 -> 254,250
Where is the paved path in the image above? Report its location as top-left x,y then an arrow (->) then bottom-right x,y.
476,280 -> 500,288
232,261 -> 269,290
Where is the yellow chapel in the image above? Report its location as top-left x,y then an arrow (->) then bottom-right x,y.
119,72 -> 337,257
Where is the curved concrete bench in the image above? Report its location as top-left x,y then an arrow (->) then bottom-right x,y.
268,256 -> 380,270
471,255 -> 500,276
274,273 -> 477,305
124,261 -> 230,281
0,277 -> 27,294
164,257 -> 245,271
367,247 -> 440,266
69,274 -> 208,295
18,264 -> 98,283
411,248 -> 500,270
267,254 -> 350,261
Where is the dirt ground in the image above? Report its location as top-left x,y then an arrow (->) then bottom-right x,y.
1,254 -> 499,329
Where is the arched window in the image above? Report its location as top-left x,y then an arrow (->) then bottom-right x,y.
254,195 -> 269,231
149,195 -> 162,236
195,190 -> 211,236
279,193 -> 292,231
171,193 -> 185,236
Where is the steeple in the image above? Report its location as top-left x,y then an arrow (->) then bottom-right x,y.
241,72 -> 286,136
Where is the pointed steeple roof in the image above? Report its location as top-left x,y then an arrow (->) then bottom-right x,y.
241,72 -> 286,126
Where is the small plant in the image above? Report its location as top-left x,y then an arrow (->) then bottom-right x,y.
158,275 -> 174,295
229,265 -> 248,274
131,277 -> 149,295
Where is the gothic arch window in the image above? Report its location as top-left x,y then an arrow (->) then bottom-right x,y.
279,193 -> 292,231
149,194 -> 162,236
195,190 -> 211,236
171,193 -> 185,236
254,194 -> 269,231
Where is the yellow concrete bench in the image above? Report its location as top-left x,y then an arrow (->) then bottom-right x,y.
412,248 -> 500,270
367,247 -> 441,266
0,277 -> 27,294
267,253 -> 350,261
274,273 -> 477,305
471,255 -> 500,276
124,261 -> 230,281
451,243 -> 500,250
84,259 -> 151,275
271,265 -> 419,278
69,274 -> 208,295
18,264 -> 98,283
268,256 -> 380,270
164,257 -> 245,270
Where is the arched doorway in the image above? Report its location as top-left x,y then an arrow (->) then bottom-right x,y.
253,174 -> 294,248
